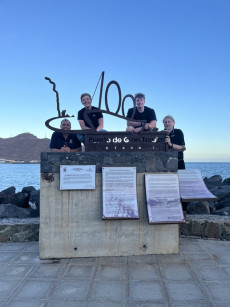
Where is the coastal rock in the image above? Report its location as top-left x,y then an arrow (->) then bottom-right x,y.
204,175 -> 223,188
0,192 -> 29,208
22,186 -> 36,193
208,185 -> 230,199
213,207 -> 230,216
223,177 -> 230,185
215,197 -> 230,210
0,204 -> 30,219
0,186 -> 16,195
29,190 -> 40,217
187,201 -> 210,214
8,192 -> 29,208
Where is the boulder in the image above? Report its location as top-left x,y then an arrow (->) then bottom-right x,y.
204,175 -> 223,189
215,197 -> 230,210
208,185 -> 230,199
187,201 -> 210,214
223,177 -> 230,185
213,207 -> 230,216
0,186 -> 16,195
9,192 -> 29,208
29,190 -> 40,217
0,203 -> 30,218
22,186 -> 36,193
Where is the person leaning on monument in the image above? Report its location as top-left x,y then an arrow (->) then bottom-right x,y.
163,115 -> 186,169
126,93 -> 157,133
77,93 -> 105,144
50,119 -> 81,152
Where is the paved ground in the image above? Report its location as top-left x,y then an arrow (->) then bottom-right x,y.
0,237 -> 230,306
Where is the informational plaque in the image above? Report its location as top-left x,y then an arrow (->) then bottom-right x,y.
145,173 -> 185,224
102,167 -> 139,219
60,165 -> 96,190
178,169 -> 218,202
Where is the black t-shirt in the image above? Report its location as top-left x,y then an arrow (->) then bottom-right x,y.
169,128 -> 185,160
78,106 -> 103,129
50,132 -> 81,149
126,106 -> 157,127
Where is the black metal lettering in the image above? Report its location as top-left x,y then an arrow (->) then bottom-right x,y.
105,81 -> 121,114
121,94 -> 135,118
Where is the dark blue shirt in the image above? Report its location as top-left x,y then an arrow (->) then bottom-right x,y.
50,132 -> 81,150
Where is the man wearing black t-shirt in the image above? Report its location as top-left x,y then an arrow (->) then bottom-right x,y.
77,93 -> 104,144
126,93 -> 157,133
163,115 -> 186,169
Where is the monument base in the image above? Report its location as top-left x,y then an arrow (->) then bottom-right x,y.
39,152 -> 179,259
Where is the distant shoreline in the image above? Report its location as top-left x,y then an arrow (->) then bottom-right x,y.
0,161 -> 40,164
0,161 -> 230,165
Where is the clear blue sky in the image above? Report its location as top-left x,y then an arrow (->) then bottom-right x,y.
0,0 -> 229,162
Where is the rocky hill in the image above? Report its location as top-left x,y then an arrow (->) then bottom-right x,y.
0,133 -> 50,162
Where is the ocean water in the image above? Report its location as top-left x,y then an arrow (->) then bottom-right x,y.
0,164 -> 40,192
0,162 -> 230,193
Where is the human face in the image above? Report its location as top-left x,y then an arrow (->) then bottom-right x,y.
135,97 -> 145,110
163,118 -> 174,132
60,120 -> 71,132
81,95 -> 92,109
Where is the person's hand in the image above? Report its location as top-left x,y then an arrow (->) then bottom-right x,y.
165,136 -> 172,146
61,145 -> 70,152
133,127 -> 142,133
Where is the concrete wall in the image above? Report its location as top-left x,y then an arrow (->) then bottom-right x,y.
40,152 -> 179,259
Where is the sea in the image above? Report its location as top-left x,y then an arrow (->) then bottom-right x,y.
0,162 -> 230,193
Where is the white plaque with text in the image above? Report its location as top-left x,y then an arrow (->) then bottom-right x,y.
60,165 -> 96,190
102,167 -> 139,219
178,169 -> 218,201
145,173 -> 184,224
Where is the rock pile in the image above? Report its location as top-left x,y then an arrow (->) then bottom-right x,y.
187,175 -> 230,216
0,186 -> 40,218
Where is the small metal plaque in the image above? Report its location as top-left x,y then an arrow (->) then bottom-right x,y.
145,173 -> 185,224
60,165 -> 96,190
102,167 -> 139,219
178,169 -> 218,202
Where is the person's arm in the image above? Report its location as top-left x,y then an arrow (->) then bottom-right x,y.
96,117 -> 104,131
70,147 -> 81,152
126,108 -> 140,128
51,146 -> 70,152
165,134 -> 186,151
144,120 -> 157,130
172,143 -> 186,151
127,120 -> 142,128
78,119 -> 92,130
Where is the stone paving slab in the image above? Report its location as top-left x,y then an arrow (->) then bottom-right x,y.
0,238 -> 229,306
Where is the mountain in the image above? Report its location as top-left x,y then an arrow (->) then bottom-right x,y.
0,133 -> 50,162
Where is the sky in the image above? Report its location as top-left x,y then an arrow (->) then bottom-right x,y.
0,0 -> 229,162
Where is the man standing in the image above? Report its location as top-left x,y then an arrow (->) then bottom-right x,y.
50,119 -> 81,152
126,93 -> 157,132
163,115 -> 186,169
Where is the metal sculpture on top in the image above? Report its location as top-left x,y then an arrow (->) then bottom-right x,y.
45,71 -> 150,134
44,72 -> 169,152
